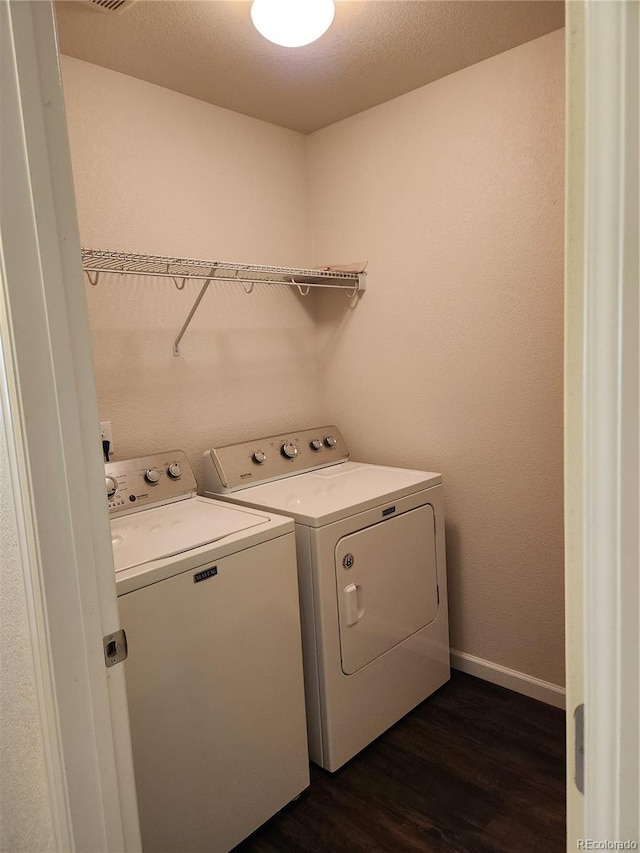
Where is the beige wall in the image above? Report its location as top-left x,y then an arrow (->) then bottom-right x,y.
61,56 -> 320,485
61,30 -> 564,688
307,30 -> 565,686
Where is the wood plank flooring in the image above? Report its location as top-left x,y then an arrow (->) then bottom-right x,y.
233,671 -> 566,853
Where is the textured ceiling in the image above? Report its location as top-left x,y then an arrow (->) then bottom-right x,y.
55,0 -> 565,134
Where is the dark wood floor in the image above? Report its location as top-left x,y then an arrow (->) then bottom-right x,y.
234,671 -> 566,853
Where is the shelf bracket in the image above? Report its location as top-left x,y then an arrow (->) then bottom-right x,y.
173,273 -> 215,356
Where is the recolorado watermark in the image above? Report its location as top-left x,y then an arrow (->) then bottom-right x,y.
577,842 -> 638,850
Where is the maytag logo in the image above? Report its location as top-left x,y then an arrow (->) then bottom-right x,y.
194,566 -> 218,583
240,472 -> 253,479
382,505 -> 396,517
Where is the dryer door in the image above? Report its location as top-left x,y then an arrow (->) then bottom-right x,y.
335,504 -> 439,675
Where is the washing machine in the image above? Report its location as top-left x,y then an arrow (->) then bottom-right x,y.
202,427 -> 450,772
105,450 -> 309,853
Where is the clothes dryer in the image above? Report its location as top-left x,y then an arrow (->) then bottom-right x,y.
106,451 -> 309,853
203,427 -> 450,772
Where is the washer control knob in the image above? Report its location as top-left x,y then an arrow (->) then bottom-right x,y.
106,475 -> 118,499
145,467 -> 160,484
253,450 -> 267,464
310,438 -> 323,451
324,435 -> 337,448
167,462 -> 182,479
281,442 -> 298,459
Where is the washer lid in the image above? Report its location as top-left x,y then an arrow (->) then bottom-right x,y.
110,496 -> 269,572
211,461 -> 442,527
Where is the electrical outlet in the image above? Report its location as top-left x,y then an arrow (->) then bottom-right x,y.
100,421 -> 113,457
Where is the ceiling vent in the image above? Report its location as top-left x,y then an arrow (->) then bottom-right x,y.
87,0 -> 136,13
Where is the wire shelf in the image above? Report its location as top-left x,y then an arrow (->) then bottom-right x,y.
80,248 -> 367,355
81,248 -> 366,289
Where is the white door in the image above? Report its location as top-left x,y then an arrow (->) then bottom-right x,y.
1,1 -> 141,849
565,1 -> 639,847
335,506 -> 439,674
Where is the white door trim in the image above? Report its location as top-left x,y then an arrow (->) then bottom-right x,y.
0,285 -> 73,851
582,0 -> 639,842
564,3 -> 587,845
1,1 -> 141,849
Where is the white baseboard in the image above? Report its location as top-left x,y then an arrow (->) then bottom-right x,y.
450,649 -> 566,710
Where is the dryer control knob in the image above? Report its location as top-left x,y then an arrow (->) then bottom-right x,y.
145,467 -> 161,484
281,442 -> 298,459
310,438 -> 323,451
106,475 -> 118,499
253,450 -> 267,464
324,435 -> 337,448
167,462 -> 182,479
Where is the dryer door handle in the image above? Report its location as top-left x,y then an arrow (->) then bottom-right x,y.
344,583 -> 364,627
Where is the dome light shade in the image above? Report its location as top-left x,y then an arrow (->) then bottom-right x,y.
251,0 -> 335,48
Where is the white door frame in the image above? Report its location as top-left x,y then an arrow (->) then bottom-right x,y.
1,1 -> 140,849
566,0 -> 639,847
583,0 -> 639,841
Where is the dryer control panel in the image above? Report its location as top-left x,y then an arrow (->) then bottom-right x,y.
204,426 -> 349,492
105,450 -> 196,515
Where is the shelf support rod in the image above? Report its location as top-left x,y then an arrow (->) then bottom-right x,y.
173,272 -> 215,356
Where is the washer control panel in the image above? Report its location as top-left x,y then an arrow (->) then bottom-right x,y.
204,426 -> 349,492
105,450 -> 196,515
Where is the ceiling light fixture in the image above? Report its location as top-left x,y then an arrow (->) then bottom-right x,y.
251,0 -> 335,48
